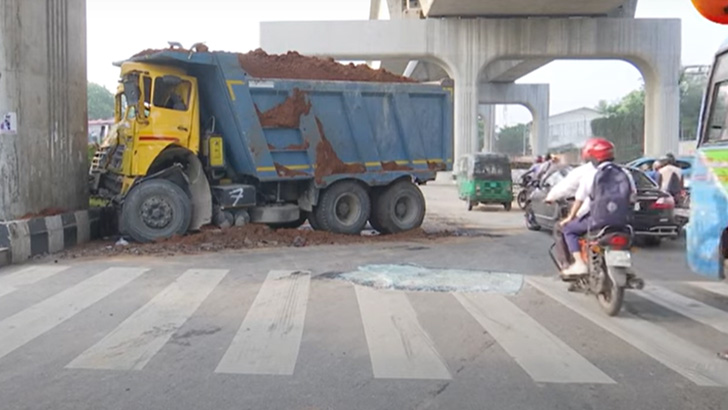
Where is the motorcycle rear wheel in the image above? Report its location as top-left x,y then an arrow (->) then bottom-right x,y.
517,190 -> 528,209
597,279 -> 624,316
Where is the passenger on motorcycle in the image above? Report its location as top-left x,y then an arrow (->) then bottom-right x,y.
558,138 -> 637,277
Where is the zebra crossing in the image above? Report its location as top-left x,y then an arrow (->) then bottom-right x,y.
1,263 -> 728,387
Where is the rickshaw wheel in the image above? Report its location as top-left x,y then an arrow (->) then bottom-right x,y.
503,202 -> 512,211
467,201 -> 474,211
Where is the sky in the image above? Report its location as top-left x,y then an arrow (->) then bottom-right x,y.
86,0 -> 728,126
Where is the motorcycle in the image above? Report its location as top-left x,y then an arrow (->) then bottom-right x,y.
517,173 -> 537,210
549,204 -> 644,316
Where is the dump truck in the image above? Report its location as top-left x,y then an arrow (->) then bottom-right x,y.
89,45 -> 454,243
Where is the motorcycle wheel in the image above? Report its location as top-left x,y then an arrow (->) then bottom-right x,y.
517,190 -> 528,209
525,206 -> 541,231
597,278 -> 624,316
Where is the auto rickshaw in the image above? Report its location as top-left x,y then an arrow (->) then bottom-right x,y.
456,153 -> 514,211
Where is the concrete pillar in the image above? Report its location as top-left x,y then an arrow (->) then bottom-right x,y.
478,83 -> 550,155
644,69 -> 681,156
478,105 -> 496,152
0,0 -> 88,221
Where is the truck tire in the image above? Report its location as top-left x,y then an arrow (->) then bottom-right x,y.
121,179 -> 192,243
374,180 -> 426,234
314,181 -> 371,234
368,190 -> 386,233
308,210 -> 322,230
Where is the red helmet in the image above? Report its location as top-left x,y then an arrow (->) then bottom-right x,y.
535,155 -> 544,163
582,138 -> 614,162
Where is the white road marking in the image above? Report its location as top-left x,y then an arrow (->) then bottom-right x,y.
216,270 -> 310,375
686,281 -> 728,299
636,284 -> 728,335
0,267 -> 147,361
67,269 -> 228,370
454,292 -> 615,384
0,265 -> 70,299
527,277 -> 728,387
354,286 -> 451,380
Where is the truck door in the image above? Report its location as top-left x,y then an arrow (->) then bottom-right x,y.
136,74 -> 196,151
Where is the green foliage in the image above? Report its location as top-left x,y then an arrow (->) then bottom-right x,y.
591,72 -> 707,162
495,123 -> 530,156
87,83 -> 114,120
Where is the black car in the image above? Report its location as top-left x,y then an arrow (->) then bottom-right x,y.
525,165 -> 679,246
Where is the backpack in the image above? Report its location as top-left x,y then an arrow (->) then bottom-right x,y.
589,163 -> 633,229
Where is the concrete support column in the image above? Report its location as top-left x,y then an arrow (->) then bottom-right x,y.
453,70 -> 479,159
478,83 -> 550,155
478,105 -> 496,152
0,0 -> 88,220
644,72 -> 680,156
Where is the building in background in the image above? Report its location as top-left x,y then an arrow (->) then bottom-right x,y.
524,107 -> 604,164
88,118 -> 114,144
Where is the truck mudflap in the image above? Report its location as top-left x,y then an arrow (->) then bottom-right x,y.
686,151 -> 727,279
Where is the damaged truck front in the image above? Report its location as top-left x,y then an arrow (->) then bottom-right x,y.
89,47 -> 454,243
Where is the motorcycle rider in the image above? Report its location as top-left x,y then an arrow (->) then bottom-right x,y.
558,138 -> 637,276
544,158 -> 597,269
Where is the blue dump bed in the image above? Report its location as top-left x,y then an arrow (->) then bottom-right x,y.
135,51 -> 454,187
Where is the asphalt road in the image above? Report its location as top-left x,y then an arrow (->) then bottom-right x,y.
0,183 -> 726,410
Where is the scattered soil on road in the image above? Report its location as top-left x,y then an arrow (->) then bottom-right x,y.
238,49 -> 416,83
57,224 -> 456,260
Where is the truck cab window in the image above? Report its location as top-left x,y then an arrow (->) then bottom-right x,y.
153,77 -> 191,111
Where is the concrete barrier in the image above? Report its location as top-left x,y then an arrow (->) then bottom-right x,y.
0,209 -> 102,267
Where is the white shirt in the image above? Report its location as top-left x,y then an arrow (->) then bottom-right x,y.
545,163 -> 596,203
658,164 -> 682,192
574,162 -> 637,218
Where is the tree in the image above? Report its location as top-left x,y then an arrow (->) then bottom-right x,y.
495,123 -> 530,156
590,70 -> 707,162
87,83 -> 114,120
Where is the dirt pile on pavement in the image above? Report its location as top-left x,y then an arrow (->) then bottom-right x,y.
56,224 -> 455,260
256,88 -> 312,128
238,49 -> 416,83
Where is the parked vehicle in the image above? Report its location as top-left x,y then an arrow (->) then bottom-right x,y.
456,153 -> 513,211
548,225 -> 644,316
525,165 -> 679,245
89,47 -> 454,242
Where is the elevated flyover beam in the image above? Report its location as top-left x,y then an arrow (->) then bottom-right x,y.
484,59 -> 553,83
261,18 -> 680,160
419,0 -> 632,17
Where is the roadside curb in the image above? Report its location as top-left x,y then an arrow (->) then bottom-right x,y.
0,209 -> 102,268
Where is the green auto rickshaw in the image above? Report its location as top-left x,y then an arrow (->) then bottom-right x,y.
456,153 -> 514,211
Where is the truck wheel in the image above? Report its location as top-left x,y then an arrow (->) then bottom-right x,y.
368,190 -> 386,233
314,181 -> 371,234
308,209 -> 322,230
121,179 -> 192,243
374,180 -> 426,234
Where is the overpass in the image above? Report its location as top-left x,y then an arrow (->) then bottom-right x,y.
261,0 -> 679,162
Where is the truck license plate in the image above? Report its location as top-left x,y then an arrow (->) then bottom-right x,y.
605,250 -> 632,267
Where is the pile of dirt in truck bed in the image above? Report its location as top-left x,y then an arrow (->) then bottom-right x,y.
130,47 -> 415,83
238,49 -> 416,83
56,224 -> 455,259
